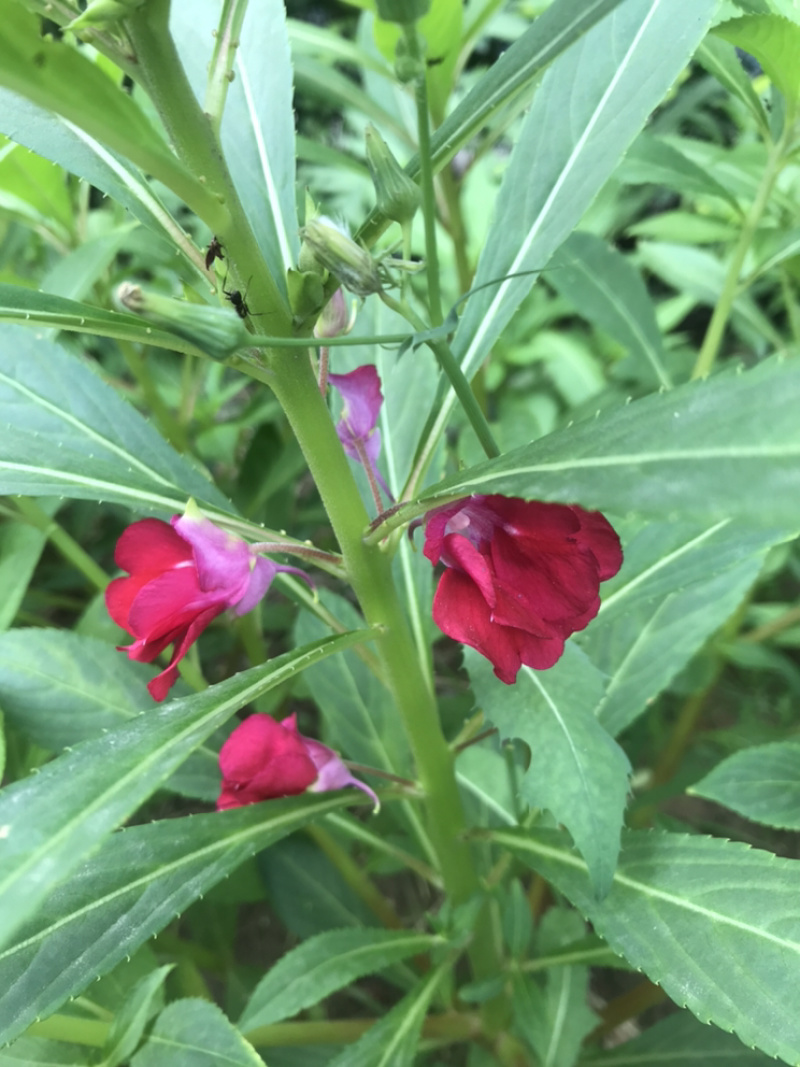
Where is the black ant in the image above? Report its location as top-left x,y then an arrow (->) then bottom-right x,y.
205,235 -> 224,271
222,272 -> 257,320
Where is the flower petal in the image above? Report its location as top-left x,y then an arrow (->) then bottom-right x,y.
329,365 -> 383,442
301,737 -> 380,811
433,568 -> 522,684
218,714 -> 317,804
172,510 -> 252,597
570,506 -> 624,580
113,518 -> 192,575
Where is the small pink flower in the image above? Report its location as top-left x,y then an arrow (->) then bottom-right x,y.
217,713 -> 379,811
419,495 -> 622,684
328,365 -> 391,503
106,503 -> 308,702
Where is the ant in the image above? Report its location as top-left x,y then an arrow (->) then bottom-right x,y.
205,235 -> 224,271
222,271 -> 256,320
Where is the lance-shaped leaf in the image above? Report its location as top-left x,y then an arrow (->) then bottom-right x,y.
0,325 -> 233,517
0,792 -> 360,1047
239,928 -> 445,1032
466,646 -> 630,898
368,356 -> 800,539
423,0 -> 717,458
496,827 -> 800,1065
0,630 -> 372,955
690,742 -> 800,830
132,1000 -> 265,1067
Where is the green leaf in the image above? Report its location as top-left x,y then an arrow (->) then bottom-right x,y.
239,928 -> 444,1032
0,629 -> 219,800
324,962 -> 451,1067
0,793 -> 358,1046
581,1008 -> 779,1065
0,1037 -> 90,1065
0,283 -> 205,353
103,965 -> 173,1067
439,0 -> 717,448
512,970 -> 596,1067
132,1000 -> 265,1067
548,232 -> 672,388
497,827 -> 800,1065
0,630 -> 371,955
620,133 -> 743,214
0,508 -> 55,631
0,91 -> 205,271
466,647 -> 630,898
455,745 -> 518,827
716,15 -> 800,113
696,36 -> 771,136
0,325 -> 233,516
295,590 -> 411,775
0,7 -> 211,220
580,521 -> 787,736
690,742 -> 800,829
371,356 -> 800,537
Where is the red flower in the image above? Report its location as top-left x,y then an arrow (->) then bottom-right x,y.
217,713 -> 378,811
106,503 -> 307,702
419,495 -> 622,684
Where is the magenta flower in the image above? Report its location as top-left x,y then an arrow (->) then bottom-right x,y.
217,713 -> 379,811
106,502 -> 308,702
328,364 -> 391,505
419,495 -> 622,684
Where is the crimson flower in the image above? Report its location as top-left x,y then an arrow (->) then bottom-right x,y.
106,503 -> 307,702
419,495 -> 622,684
217,713 -> 378,811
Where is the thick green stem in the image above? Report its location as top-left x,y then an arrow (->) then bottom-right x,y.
125,0 -> 292,336
692,138 -> 786,379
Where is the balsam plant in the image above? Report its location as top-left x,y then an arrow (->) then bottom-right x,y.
0,0 -> 800,1064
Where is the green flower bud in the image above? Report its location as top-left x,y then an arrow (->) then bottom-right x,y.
375,0 -> 430,25
300,218 -> 382,297
66,0 -> 146,31
365,125 -> 420,225
117,283 -> 250,362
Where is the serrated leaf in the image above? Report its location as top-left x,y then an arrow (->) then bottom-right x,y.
0,792 -> 358,1046
548,232 -> 671,388
466,646 -> 630,898
690,742 -> 800,829
716,15 -> 800,112
497,827 -> 800,1065
513,969 -> 596,1067
324,961 -> 451,1067
132,1000 -> 265,1067
0,630 -> 371,955
696,36 -> 771,136
579,520 -> 787,736
239,928 -> 444,1031
429,0 -> 717,454
581,1008 -> 778,1065
0,325 -> 232,516
371,356 -> 800,537
0,1036 -> 90,1065
103,965 -> 173,1067
0,92 -> 206,276
0,629 -> 219,800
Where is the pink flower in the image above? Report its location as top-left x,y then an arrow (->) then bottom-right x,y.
419,495 -> 622,684
106,503 -> 307,702
217,713 -> 379,811
328,365 -> 391,501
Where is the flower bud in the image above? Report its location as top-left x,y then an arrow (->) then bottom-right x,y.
66,0 -> 145,31
315,289 -> 355,340
365,125 -> 420,225
375,0 -> 430,24
300,218 -> 382,297
116,283 -> 250,362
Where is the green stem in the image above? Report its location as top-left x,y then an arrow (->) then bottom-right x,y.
119,340 -> 189,451
692,137 -> 786,379
439,164 -> 473,294
403,24 -> 443,327
205,0 -> 250,136
379,291 -> 500,460
125,0 -> 292,336
244,1012 -> 479,1048
306,824 -> 403,928
13,497 -> 108,590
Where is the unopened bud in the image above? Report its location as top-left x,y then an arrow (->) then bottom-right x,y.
365,125 -> 420,225
315,288 -> 356,340
300,218 -> 382,297
116,283 -> 250,362
375,0 -> 430,24
66,0 -> 145,31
